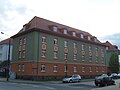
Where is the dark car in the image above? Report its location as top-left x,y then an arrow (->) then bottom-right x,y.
109,73 -> 118,79
95,74 -> 115,87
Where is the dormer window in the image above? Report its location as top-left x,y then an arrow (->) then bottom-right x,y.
88,36 -> 91,40
81,34 -> 84,39
106,47 -> 109,50
53,26 -> 58,32
94,37 -> 97,42
64,29 -> 67,34
72,32 -> 76,37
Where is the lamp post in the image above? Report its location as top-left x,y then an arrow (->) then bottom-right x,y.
1,32 -> 11,81
65,60 -> 68,77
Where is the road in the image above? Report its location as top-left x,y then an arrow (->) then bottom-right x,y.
0,79 -> 120,90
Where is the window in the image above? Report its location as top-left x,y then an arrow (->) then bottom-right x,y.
73,54 -> 77,60
53,65 -> 58,72
22,51 -> 25,58
73,43 -> 77,48
22,64 -> 24,72
19,51 -> 22,58
72,32 -> 76,37
53,26 -> 58,32
54,52 -> 58,59
74,66 -> 77,72
96,57 -> 98,62
82,66 -> 85,72
64,41 -> 68,47
22,45 -> 25,50
54,39 -> 58,45
18,64 -> 21,71
88,36 -> 91,40
96,67 -> 99,72
101,49 -> 104,53
82,44 -> 85,51
82,55 -> 85,61
89,56 -> 92,62
106,47 -> 109,50
19,38 -> 22,45
89,66 -> 92,72
81,34 -> 84,39
94,37 -> 97,42
89,46 -> 92,51
64,53 -> 68,59
23,37 -> 26,44
42,36 -> 46,43
102,67 -> 105,72
64,29 -> 67,34
64,65 -> 67,72
95,47 -> 98,51
41,50 -> 46,57
41,64 -> 46,72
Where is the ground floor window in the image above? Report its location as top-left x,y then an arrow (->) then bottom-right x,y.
41,64 -> 46,72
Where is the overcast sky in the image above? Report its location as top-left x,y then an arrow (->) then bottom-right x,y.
0,0 -> 120,48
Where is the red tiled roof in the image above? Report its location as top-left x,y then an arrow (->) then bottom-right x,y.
0,38 -> 12,45
17,16 -> 101,44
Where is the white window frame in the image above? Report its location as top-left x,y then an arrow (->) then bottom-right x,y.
64,53 -> 68,59
41,50 -> 46,57
73,54 -> 77,60
89,66 -> 92,72
64,41 -> 68,47
88,36 -> 91,40
72,32 -> 76,37
82,44 -> 85,51
41,64 -> 46,72
22,64 -> 24,72
53,65 -> 58,72
82,66 -> 85,72
23,37 -> 26,44
53,26 -> 58,32
54,39 -> 58,45
42,36 -> 46,43
54,52 -> 58,59
73,66 -> 77,72
96,67 -> 99,72
81,34 -> 84,39
82,55 -> 85,61
18,64 -> 21,71
89,46 -> 92,51
64,65 -> 67,72
73,42 -> 77,48
64,29 -> 67,34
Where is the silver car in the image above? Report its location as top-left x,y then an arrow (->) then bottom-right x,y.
62,74 -> 81,83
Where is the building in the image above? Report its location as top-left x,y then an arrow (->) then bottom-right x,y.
0,38 -> 12,62
0,38 -> 12,73
11,16 -> 119,80
103,41 -> 120,73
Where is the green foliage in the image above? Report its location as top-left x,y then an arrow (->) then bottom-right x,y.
109,53 -> 119,73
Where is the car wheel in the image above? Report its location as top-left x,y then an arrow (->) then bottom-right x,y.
78,79 -> 81,82
69,79 -> 73,83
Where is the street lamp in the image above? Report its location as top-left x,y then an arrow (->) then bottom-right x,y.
1,32 -> 11,81
65,60 -> 68,77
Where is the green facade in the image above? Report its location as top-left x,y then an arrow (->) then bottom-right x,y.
12,31 -> 106,66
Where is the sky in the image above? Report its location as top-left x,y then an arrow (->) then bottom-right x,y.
0,0 -> 120,49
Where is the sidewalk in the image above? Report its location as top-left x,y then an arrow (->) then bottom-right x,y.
0,77 -> 94,84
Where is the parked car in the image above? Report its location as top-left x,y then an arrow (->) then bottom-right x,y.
109,73 -> 118,79
62,74 -> 81,83
117,73 -> 120,78
95,74 -> 115,87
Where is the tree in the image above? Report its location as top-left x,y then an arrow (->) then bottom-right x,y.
109,53 -> 119,73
